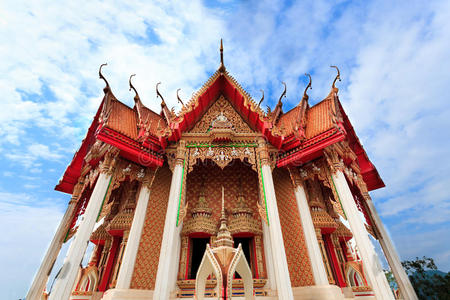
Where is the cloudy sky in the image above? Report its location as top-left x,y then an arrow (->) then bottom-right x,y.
1,0 -> 449,298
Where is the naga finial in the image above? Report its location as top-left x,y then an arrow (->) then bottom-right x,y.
258,89 -> 264,107
278,81 -> 287,104
330,65 -> 341,89
98,63 -> 110,93
303,73 -> 312,99
176,88 -> 184,106
129,74 -> 139,100
156,82 -> 166,106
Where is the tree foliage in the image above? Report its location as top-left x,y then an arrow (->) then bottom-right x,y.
401,256 -> 450,300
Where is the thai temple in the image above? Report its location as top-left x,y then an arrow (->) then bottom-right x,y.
27,41 -> 418,300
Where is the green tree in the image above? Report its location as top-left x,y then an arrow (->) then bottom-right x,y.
401,256 -> 450,300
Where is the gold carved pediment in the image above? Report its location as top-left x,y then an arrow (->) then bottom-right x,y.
189,95 -> 254,134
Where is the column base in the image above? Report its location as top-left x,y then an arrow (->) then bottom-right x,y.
292,285 -> 345,300
102,286 -> 365,300
101,288 -> 154,300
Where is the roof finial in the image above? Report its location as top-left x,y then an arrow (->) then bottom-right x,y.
156,82 -> 166,106
258,89 -> 264,107
278,81 -> 287,104
330,65 -> 341,89
98,63 -> 110,93
219,39 -> 226,73
303,73 -> 312,100
176,88 -> 184,106
129,74 -> 139,100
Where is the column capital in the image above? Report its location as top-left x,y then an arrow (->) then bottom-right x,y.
287,166 -> 306,188
257,139 -> 270,166
324,146 -> 344,174
100,147 -> 120,175
122,230 -> 130,241
141,167 -> 158,190
175,140 -> 187,165
315,228 -> 323,240
70,179 -> 85,203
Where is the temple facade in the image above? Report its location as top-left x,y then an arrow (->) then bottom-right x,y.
27,43 -> 417,300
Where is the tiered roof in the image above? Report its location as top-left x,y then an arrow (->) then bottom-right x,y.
56,46 -> 383,194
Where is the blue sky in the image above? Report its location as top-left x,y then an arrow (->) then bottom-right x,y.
1,0 -> 449,299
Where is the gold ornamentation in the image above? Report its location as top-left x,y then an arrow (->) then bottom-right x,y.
187,145 -> 257,173
91,223 -> 111,242
178,236 -> 189,280
182,181 -> 216,235
324,145 -> 344,174
228,183 -> 261,235
190,96 -> 253,134
100,146 -> 120,175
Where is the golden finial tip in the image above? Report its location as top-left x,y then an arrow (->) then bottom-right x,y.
219,38 -> 225,72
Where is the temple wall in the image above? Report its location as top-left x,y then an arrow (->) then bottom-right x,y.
272,167 -> 314,287
185,160 -> 261,230
130,164 -> 172,289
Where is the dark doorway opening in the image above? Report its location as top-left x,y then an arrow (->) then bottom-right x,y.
234,237 -> 254,278
189,237 -> 210,279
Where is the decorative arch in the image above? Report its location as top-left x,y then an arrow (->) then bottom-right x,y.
76,266 -> 99,292
345,264 -> 364,287
195,244 -> 222,300
226,244 -> 253,299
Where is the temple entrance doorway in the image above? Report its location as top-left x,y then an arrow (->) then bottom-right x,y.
233,237 -> 255,278
189,237 -> 210,279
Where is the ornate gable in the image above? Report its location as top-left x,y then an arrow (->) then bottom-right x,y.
189,95 -> 254,134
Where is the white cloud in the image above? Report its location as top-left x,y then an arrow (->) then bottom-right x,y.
0,1 -> 226,148
5,143 -> 64,168
1,0 -> 450,298
0,192 -> 65,299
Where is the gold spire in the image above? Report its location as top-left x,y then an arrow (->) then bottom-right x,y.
221,185 -> 226,220
213,186 -> 233,248
219,38 -> 226,73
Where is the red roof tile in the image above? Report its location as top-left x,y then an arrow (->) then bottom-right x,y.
105,99 -> 138,139
277,98 -> 334,140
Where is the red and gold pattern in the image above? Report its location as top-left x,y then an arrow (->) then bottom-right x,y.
272,168 -> 314,287
130,165 -> 172,289
184,161 -> 261,229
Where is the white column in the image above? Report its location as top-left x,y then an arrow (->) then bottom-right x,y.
153,160 -> 184,300
365,197 -> 418,300
261,163 -> 294,300
49,158 -> 115,300
26,182 -> 82,300
262,222 -> 277,291
292,181 -> 330,285
332,170 -> 394,300
115,183 -> 151,288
